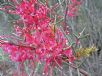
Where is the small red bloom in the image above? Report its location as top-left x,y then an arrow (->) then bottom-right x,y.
64,47 -> 75,62
67,0 -> 82,17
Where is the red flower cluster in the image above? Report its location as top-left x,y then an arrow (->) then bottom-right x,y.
16,0 -> 50,28
1,42 -> 34,62
67,0 -> 82,17
0,0 -> 75,75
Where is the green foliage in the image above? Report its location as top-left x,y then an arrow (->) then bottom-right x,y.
0,48 -> 8,61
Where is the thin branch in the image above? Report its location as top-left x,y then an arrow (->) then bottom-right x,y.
62,61 -> 89,76
0,40 -> 36,50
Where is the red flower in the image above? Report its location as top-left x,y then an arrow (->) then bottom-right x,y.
64,47 -> 75,62
0,0 -> 76,75
67,0 -> 82,17
16,0 -> 49,27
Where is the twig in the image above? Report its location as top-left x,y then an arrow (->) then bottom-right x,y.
70,64 -> 89,76
0,40 -> 36,50
62,61 -> 89,76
